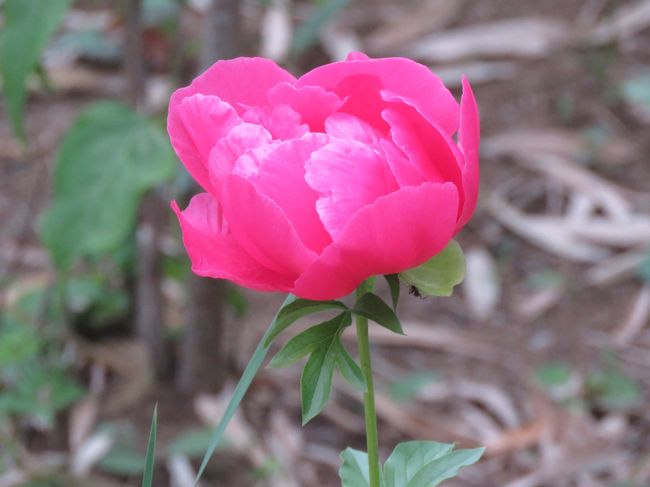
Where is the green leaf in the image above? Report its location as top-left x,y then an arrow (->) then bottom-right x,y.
269,313 -> 349,368
0,0 -> 71,139
383,441 -> 483,487
534,362 -> 573,390
587,368 -> 642,411
385,274 -> 400,311
638,251 -> 650,283
194,295 -> 294,484
300,332 -> 339,424
291,0 -> 349,57
141,404 -> 158,487
399,241 -> 465,297
339,448 -> 371,487
264,297 -> 347,346
620,72 -> 650,117
41,102 -> 175,269
335,340 -> 366,392
353,293 -> 404,335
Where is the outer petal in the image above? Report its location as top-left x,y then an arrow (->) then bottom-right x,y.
168,94 -> 241,192
305,139 -> 399,239
171,57 -> 296,110
172,194 -> 294,291
456,77 -> 480,229
296,56 -> 459,135
267,82 -> 343,132
243,134 -> 333,253
292,182 -> 459,300
221,175 -> 318,277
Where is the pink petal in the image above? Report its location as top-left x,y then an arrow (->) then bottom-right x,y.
221,175 -> 318,277
297,57 -> 459,135
324,112 -> 383,145
171,57 -> 296,111
305,139 -> 399,239
243,134 -> 333,253
208,123 -> 272,195
379,139 -> 426,187
292,182 -> 460,300
172,194 -> 294,291
456,77 -> 480,229
382,105 -> 463,197
168,94 -> 241,192
267,82 -> 343,132
242,104 -> 309,140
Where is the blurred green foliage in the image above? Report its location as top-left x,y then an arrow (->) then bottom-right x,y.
0,287 -> 83,432
0,0 -> 71,139
42,101 -> 176,270
291,0 -> 349,57
534,358 -> 643,412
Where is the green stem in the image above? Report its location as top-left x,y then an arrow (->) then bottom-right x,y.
356,280 -> 381,487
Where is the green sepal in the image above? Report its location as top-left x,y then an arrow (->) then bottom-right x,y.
399,241 -> 465,297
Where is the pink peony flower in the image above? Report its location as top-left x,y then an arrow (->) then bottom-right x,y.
169,52 -> 479,300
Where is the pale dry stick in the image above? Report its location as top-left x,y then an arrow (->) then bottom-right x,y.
585,0 -> 650,45
434,61 -> 520,88
260,0 -> 292,62
342,319 -> 503,364
482,129 -> 637,167
69,432 -> 113,477
507,152 -> 632,219
402,17 -> 573,62
463,247 -> 501,321
338,386 -> 481,446
612,285 -> 650,346
488,193 -> 609,262
167,455 -> 196,487
320,22 -> 363,61
584,248 -> 649,286
365,0 -> 464,53
68,397 -> 99,453
515,284 -> 566,322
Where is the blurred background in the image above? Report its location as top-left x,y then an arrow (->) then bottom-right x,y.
1,0 -> 650,485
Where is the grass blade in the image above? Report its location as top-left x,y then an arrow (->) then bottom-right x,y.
194,294 -> 294,484
141,404 -> 158,487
